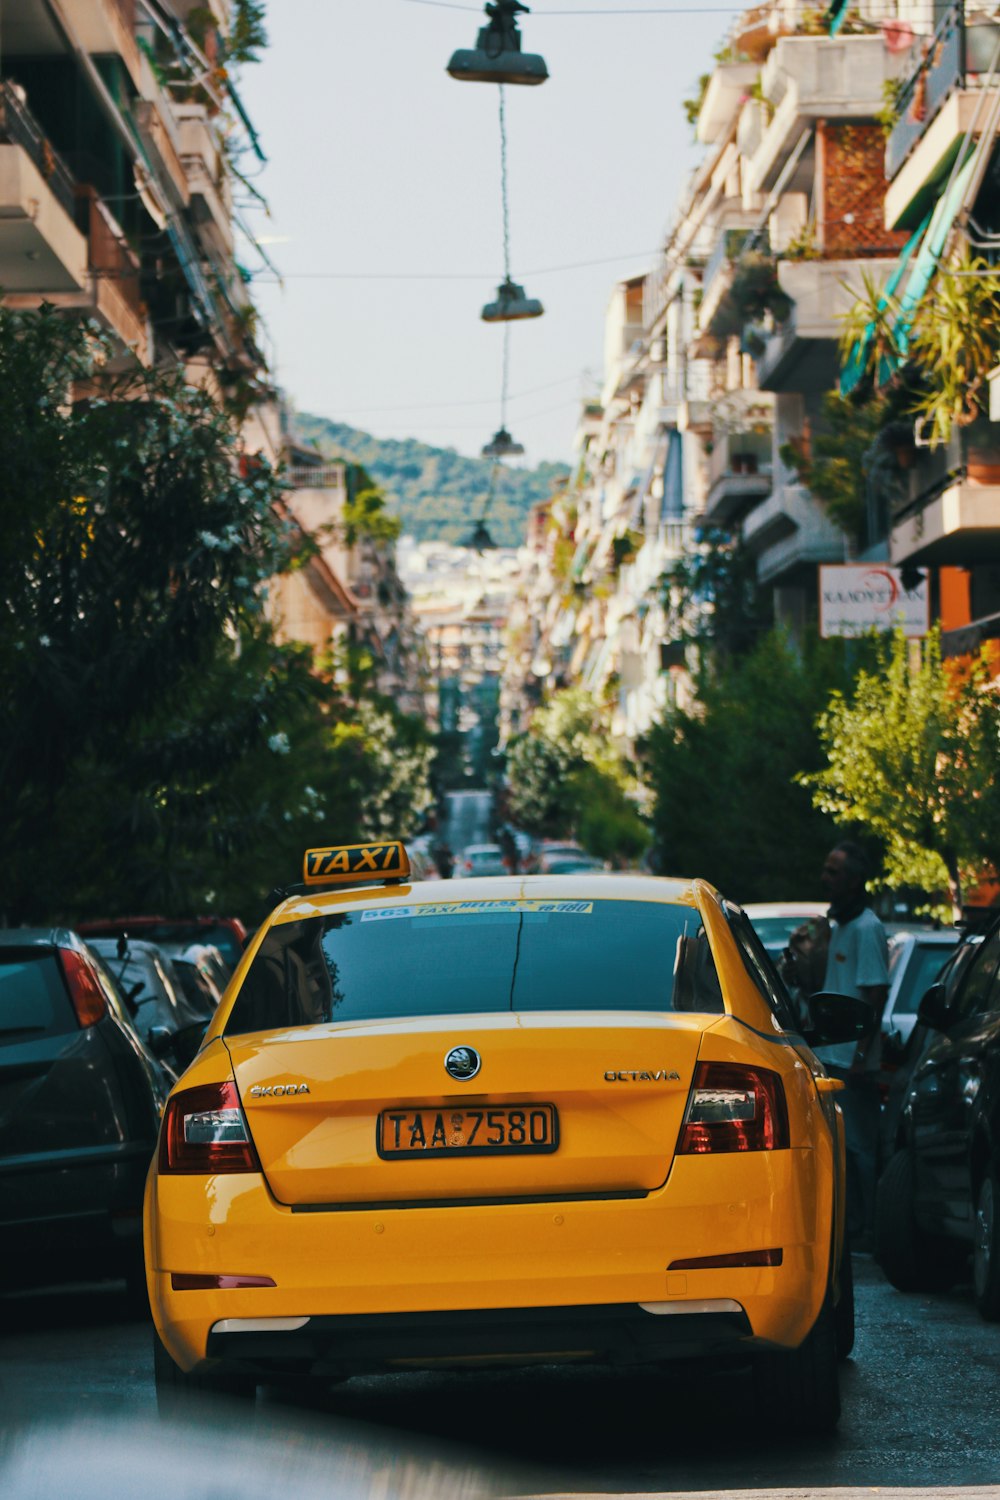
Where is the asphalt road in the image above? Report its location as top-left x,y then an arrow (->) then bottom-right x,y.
2,1258 -> 999,1499
445,789 -> 495,858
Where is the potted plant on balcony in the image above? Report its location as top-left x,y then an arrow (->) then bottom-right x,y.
709,252 -> 792,341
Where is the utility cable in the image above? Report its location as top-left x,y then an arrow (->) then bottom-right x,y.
501,322 -> 511,429
405,1 -> 749,12
499,84 -> 511,283
251,248 -> 659,282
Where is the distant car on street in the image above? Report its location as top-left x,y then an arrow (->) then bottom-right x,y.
0,928 -> 167,1293
543,854 -> 606,874
461,843 -> 508,877
882,928 -> 961,1053
743,903 -> 828,961
536,841 -> 602,874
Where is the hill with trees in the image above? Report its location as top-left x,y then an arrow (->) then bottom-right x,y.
296,414 -> 568,547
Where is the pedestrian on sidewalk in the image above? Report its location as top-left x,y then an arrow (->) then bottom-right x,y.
813,840 -> 889,1247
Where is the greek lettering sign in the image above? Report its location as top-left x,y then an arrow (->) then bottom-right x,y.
819,565 -> 929,639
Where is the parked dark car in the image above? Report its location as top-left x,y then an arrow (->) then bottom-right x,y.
882,928 -> 961,1053
878,932 -> 982,1170
86,936 -> 206,1074
157,942 -> 228,1019
875,914 -> 1000,1318
0,929 -> 168,1291
77,915 -> 247,971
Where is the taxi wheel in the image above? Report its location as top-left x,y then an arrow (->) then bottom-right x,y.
834,1243 -> 855,1361
875,1149 -> 963,1294
752,1295 -> 840,1435
153,1329 -> 256,1410
973,1168 -> 1000,1321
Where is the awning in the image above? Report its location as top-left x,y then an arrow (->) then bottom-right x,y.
895,153 -> 977,355
839,214 -> 928,395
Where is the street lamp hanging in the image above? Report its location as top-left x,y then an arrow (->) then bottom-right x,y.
481,276 -> 543,323
447,1 -> 549,86
464,518 -> 499,552
482,426 -> 524,459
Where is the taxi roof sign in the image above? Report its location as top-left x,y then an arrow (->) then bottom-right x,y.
303,841 -> 410,888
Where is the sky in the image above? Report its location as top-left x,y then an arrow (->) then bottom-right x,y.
236,0 -> 736,467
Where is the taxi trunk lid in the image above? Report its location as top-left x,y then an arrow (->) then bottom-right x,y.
226,1013 -> 706,1207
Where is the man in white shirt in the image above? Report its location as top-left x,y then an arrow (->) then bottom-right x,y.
814,841 -> 889,1244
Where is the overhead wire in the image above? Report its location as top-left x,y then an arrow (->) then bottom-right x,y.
404,1 -> 748,12
332,372 -> 580,416
249,250 -> 661,283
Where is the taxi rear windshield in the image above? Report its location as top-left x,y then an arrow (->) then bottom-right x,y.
226,900 -> 724,1034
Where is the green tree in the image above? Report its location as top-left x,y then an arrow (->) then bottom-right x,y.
295,415 -> 569,547
506,689 -> 648,862
0,307 -> 429,923
341,478 -> 402,547
661,528 -> 772,662
779,391 -> 894,543
803,629 -> 1000,915
647,631 -> 859,900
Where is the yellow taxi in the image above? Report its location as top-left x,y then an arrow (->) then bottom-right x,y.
145,842 -> 866,1431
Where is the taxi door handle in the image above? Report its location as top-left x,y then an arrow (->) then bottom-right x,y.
815,1076 -> 846,1094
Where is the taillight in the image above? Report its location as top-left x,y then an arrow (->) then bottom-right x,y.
677,1062 -> 789,1154
58,947 -> 107,1027
159,1081 -> 260,1175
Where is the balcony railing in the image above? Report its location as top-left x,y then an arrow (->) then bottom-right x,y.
0,82 -> 77,221
75,186 -> 143,322
709,428 -> 772,489
287,465 -> 345,490
885,3 -> 998,180
701,228 -> 754,309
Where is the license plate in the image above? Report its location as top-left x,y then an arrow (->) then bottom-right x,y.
377,1104 -> 558,1159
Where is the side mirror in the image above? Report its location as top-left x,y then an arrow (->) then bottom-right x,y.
147,1025 -> 174,1058
147,1021 -> 207,1069
802,991 -> 875,1048
916,981 -> 950,1031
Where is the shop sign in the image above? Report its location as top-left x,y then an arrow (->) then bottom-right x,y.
819,565 -> 929,638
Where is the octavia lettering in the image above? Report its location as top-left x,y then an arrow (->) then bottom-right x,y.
604,1070 -> 681,1082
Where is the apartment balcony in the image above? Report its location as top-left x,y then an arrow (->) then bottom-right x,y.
885,4 -> 1000,228
132,99 -> 189,209
749,35 -> 911,194
287,465 -> 346,490
756,257 -> 898,393
890,421 -> 1000,565
699,225 -> 758,334
62,0 -> 143,88
0,84 -> 87,293
741,480 -> 846,584
697,62 -> 759,145
703,428 -> 773,526
174,104 -> 234,255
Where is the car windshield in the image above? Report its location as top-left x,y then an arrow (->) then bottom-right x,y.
892,941 -> 957,1015
227,899 -> 725,1034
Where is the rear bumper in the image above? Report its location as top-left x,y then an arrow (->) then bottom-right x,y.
147,1149 -> 834,1372
204,1301 -> 753,1378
